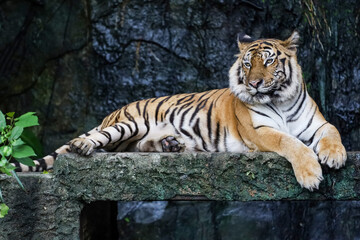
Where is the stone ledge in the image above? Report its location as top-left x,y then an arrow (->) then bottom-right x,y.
0,152 -> 359,239
54,152 -> 360,201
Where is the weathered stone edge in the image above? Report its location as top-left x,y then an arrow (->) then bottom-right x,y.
1,152 -> 359,202
52,151 -> 360,201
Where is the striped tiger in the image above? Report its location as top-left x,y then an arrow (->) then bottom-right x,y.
17,31 -> 346,191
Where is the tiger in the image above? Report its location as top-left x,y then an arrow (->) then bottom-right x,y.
16,31 -> 346,191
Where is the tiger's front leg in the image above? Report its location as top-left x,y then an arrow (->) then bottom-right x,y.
254,127 -> 323,191
314,123 -> 347,169
69,137 -> 97,155
69,122 -> 135,155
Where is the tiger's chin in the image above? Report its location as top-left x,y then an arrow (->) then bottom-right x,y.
231,84 -> 272,105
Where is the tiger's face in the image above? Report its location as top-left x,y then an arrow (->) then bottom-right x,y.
229,32 -> 301,105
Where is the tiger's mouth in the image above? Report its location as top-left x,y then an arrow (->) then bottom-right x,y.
247,80 -> 277,96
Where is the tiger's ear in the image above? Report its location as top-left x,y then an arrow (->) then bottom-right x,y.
281,31 -> 300,52
237,33 -> 252,53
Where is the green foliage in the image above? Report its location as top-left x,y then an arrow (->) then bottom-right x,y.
0,203 -> 9,218
0,111 -> 40,218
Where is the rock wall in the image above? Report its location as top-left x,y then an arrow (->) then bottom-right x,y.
0,0 -> 359,152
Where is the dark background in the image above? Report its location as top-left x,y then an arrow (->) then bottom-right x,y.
0,0 -> 359,154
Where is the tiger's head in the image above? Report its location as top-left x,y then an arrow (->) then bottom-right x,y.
229,31 -> 302,105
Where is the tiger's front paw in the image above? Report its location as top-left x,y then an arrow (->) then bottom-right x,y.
69,138 -> 96,156
293,152 -> 323,191
317,138 -> 347,169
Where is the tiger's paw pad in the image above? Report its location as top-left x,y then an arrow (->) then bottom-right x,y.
318,141 -> 347,169
161,136 -> 185,152
69,138 -> 95,156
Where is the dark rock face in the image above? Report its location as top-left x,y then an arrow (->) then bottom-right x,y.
0,0 -> 359,152
117,201 -> 360,240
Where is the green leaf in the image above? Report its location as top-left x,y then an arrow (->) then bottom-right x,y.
16,157 -> 35,167
20,129 -> 43,157
0,165 -> 13,176
6,112 -> 15,118
0,111 -> 5,132
0,156 -> 7,167
15,112 -> 39,128
0,146 -> 12,157
9,126 -> 24,142
0,203 -> 9,218
12,138 -> 25,146
11,170 -> 25,191
12,145 -> 36,158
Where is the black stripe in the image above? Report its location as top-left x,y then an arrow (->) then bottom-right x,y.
207,102 -> 214,140
169,107 -> 178,125
124,108 -> 139,139
288,61 -> 293,80
50,152 -> 58,159
223,127 -> 228,152
215,122 -> 220,152
247,107 -> 272,119
177,94 -> 195,105
296,106 -> 318,138
14,162 -> 21,172
280,58 -> 286,66
142,100 -> 150,119
164,108 -> 171,119
179,108 -> 193,139
96,140 -> 103,147
266,104 -> 282,120
285,82 -> 305,112
287,86 -> 307,122
234,114 -> 245,143
108,125 -> 127,151
36,158 -> 47,171
238,65 -> 243,84
90,139 -> 97,146
262,41 -> 273,46
155,96 -> 171,125
113,125 -> 121,132
190,99 -> 208,123
198,90 -> 212,102
214,89 -> 228,106
177,100 -> 195,113
101,130 -> 112,143
193,118 -> 208,151
303,122 -> 328,146
136,101 -> 141,116
122,122 -> 133,134
254,125 -> 274,130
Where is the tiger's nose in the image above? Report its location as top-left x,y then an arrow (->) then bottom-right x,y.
249,79 -> 264,88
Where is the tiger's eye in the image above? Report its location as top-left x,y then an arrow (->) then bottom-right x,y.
265,59 -> 273,66
244,62 -> 251,68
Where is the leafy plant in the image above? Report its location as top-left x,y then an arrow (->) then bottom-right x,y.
0,111 -> 40,218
